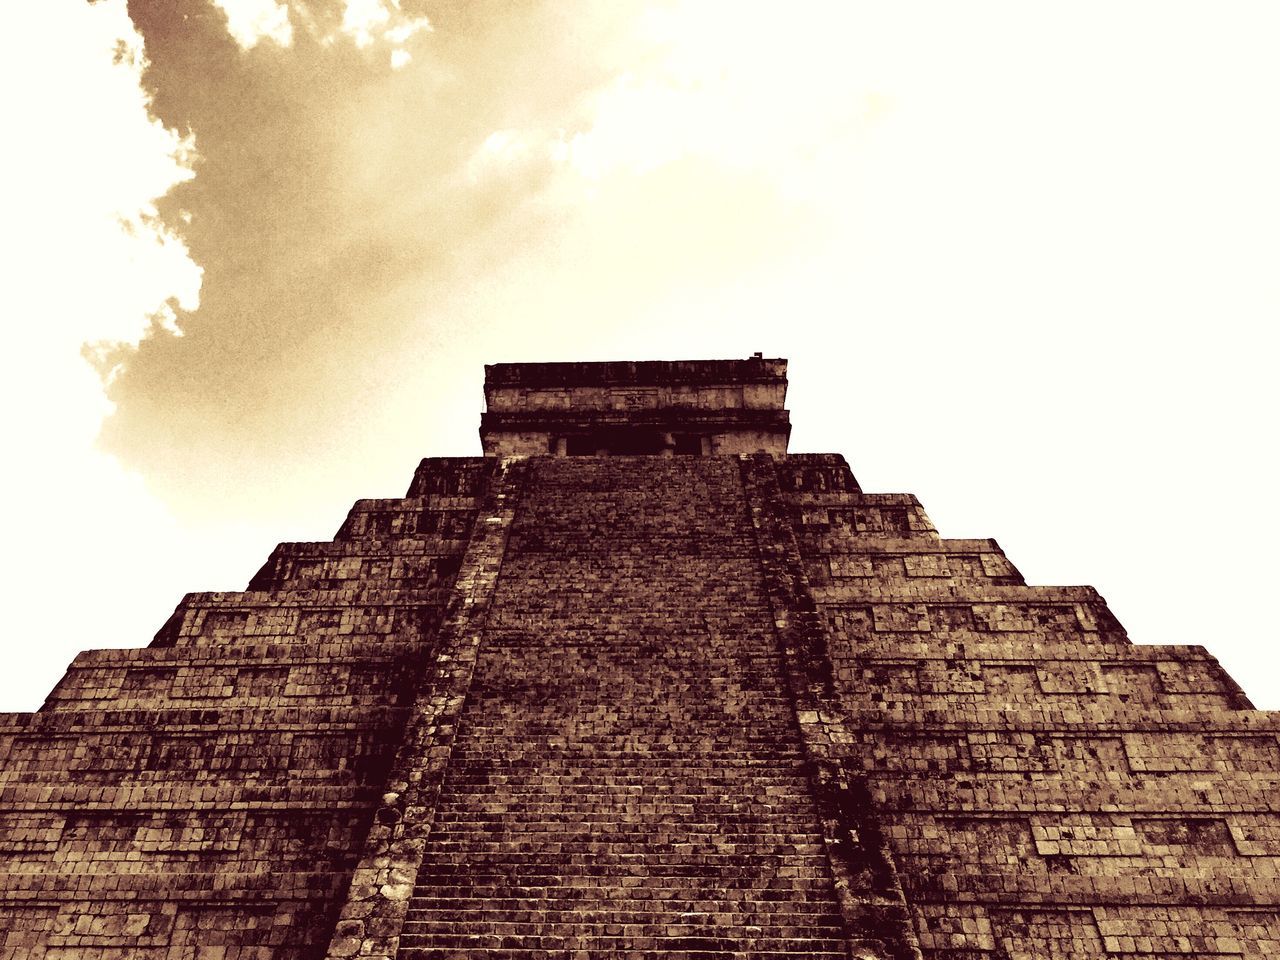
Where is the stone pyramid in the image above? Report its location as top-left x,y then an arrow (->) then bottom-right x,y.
1,357 -> 1276,959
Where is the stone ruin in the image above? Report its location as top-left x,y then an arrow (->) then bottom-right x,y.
0,356 -> 1276,959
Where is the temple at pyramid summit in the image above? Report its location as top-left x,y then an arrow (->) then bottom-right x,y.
2,356 -> 1279,959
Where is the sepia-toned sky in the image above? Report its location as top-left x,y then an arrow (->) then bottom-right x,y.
2,1 -> 1278,708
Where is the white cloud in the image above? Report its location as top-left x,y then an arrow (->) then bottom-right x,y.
384,15 -> 431,46
215,0 -> 430,60
211,0 -> 294,49
339,0 -> 430,56
340,0 -> 388,47
3,0 -> 201,394
0,1 -> 265,710
464,129 -> 545,184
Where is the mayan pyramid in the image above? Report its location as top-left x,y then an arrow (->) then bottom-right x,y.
1,357 -> 1276,959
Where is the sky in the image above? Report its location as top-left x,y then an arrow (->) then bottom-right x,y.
1,0 -> 1277,709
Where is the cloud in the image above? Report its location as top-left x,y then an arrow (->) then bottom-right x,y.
0,0 -> 224,709
6,0 -> 201,367
211,0 -> 294,49
335,0 -> 431,67
341,0 -> 388,47
212,0 -> 429,65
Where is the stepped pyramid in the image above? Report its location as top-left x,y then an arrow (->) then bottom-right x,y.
1,357 -> 1277,960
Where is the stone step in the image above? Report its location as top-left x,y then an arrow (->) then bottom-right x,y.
429,780 -> 820,795
444,743 -> 806,755
397,934 -> 849,953
432,779 -> 816,792
415,847 -> 833,862
433,774 -> 815,786
397,948 -> 846,960
403,900 -> 843,918
408,875 -> 839,892
430,812 -> 821,825
413,868 -> 836,885
424,835 -> 828,849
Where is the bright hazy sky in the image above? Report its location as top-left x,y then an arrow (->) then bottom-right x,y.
1,1 -> 1277,709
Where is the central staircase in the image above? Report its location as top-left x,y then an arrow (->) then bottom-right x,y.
397,457 -> 848,959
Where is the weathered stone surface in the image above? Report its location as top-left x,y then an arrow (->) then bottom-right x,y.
0,458 -> 491,959
1,357 -> 1276,960
781,450 -> 1280,959
480,357 -> 792,456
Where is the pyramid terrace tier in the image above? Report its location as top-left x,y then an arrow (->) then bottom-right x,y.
151,586 -> 451,647
247,541 -> 467,592
40,641 -> 424,711
0,704 -> 409,790
334,497 -> 480,541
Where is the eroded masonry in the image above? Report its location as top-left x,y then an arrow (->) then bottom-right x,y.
2,357 -> 1277,959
